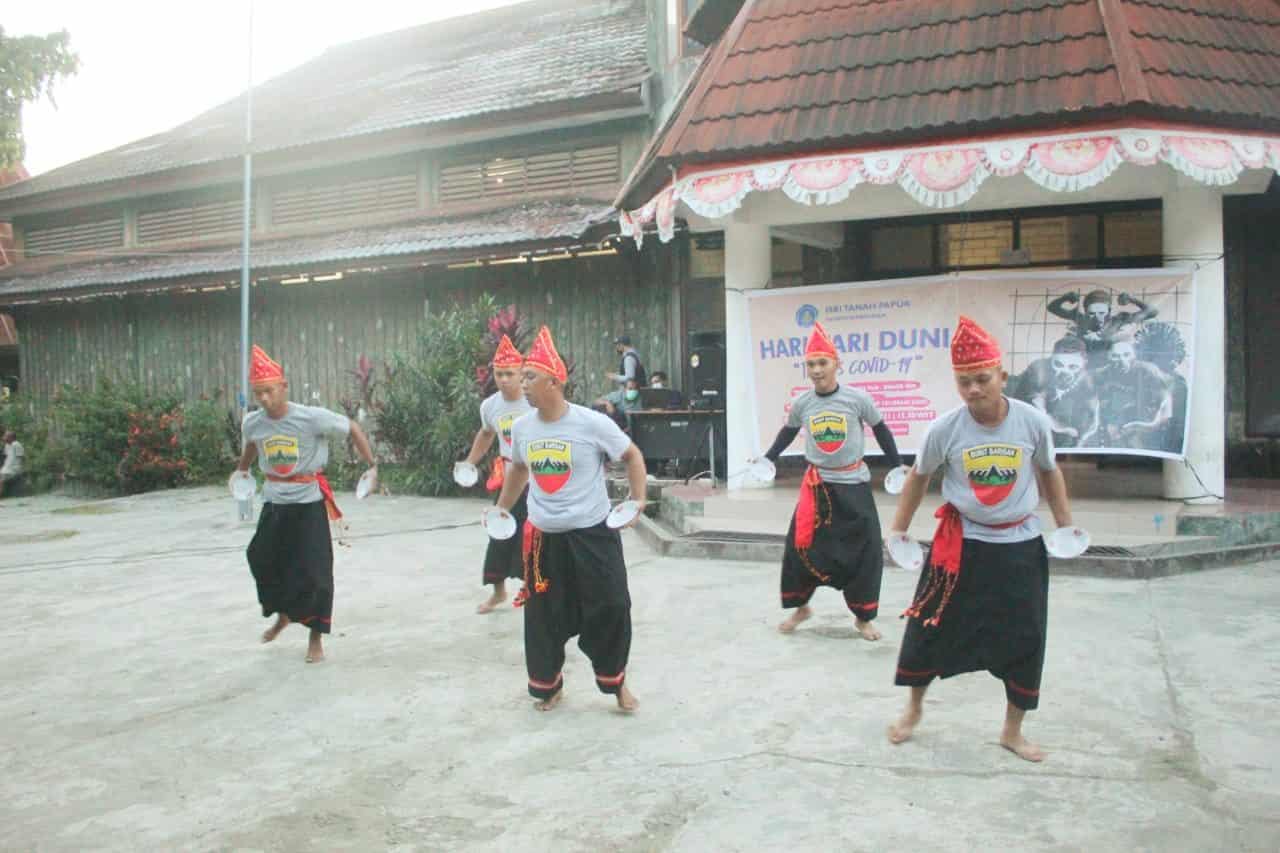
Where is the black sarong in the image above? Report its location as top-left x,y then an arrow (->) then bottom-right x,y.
894,537 -> 1048,710
522,521 -> 631,700
247,500 -> 334,633
780,480 -> 884,620
482,487 -> 528,584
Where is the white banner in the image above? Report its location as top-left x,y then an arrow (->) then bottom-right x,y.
745,268 -> 1195,460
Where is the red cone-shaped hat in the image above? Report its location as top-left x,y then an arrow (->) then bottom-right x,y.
951,316 -> 1002,372
524,326 -> 567,383
803,321 -> 838,359
492,334 -> 523,369
249,345 -> 285,389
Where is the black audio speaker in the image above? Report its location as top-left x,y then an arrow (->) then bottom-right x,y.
688,331 -> 725,410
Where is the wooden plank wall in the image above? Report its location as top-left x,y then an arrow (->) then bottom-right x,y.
15,247 -> 677,412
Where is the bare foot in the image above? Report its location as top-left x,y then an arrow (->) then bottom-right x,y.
778,605 -> 812,634
615,685 -> 639,713
855,617 -> 882,641
888,706 -> 922,745
305,633 -> 325,664
476,588 -> 507,614
535,691 -> 564,712
261,615 -> 289,643
1000,732 -> 1045,762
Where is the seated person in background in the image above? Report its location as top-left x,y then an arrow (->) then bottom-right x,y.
593,378 -> 640,432
641,371 -> 684,409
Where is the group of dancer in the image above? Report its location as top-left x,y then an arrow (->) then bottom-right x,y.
235,314 -> 1074,761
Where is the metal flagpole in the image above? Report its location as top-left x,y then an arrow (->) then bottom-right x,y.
237,0 -> 255,523
238,0 -> 254,412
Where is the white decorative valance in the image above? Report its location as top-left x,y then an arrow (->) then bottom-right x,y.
619,128 -> 1280,246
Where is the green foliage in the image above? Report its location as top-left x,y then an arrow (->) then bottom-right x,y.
118,407 -> 187,494
377,293 -> 504,496
0,396 -> 60,492
181,394 -> 239,484
51,378 -> 183,493
0,26 -> 80,168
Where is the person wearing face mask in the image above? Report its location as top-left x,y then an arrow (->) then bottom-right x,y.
751,322 -> 902,642
593,378 -> 641,432
648,371 -> 668,390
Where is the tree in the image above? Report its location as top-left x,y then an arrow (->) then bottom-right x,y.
0,26 -> 80,169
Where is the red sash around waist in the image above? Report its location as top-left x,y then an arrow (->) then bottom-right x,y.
264,471 -> 342,522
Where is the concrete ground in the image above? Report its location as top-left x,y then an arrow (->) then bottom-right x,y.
1,486 -> 1278,852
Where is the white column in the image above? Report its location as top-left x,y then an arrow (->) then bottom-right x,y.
1162,185 -> 1225,503
724,222 -> 771,490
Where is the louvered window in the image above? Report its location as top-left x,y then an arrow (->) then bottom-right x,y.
438,143 -> 620,205
271,172 -> 418,228
24,216 -> 124,256
138,198 -> 246,244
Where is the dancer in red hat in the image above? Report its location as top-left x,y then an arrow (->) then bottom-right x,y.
494,326 -> 646,712
755,321 -> 903,639
886,316 -> 1074,762
236,345 -> 378,663
461,334 -> 534,613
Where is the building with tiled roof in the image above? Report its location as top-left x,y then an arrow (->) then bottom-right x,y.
0,0 -> 713,411
620,0 -> 1280,491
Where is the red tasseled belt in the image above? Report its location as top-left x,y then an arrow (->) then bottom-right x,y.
265,471 -> 342,521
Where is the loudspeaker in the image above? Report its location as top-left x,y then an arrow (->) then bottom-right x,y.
688,330 -> 725,410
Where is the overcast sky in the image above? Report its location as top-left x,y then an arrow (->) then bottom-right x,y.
8,0 -> 525,177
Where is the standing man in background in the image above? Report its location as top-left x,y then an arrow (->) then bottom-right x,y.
605,335 -> 646,390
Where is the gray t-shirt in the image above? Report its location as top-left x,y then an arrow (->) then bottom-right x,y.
915,397 -> 1057,543
2,441 -> 23,477
243,403 -> 351,504
480,392 -> 533,461
785,385 -> 883,484
511,403 -> 632,533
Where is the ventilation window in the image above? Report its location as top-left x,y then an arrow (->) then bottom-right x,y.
138,198 -> 247,244
271,172 -> 418,228
24,216 -> 124,256
439,143 -> 620,205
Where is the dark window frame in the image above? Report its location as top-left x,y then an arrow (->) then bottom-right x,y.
850,199 -> 1163,280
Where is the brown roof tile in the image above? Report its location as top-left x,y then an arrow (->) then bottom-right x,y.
621,0 -> 1280,206
0,200 -> 615,302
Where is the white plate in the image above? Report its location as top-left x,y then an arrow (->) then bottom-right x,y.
748,458 -> 776,483
1045,526 -> 1091,559
884,465 -> 910,495
228,471 -> 255,500
607,500 -> 640,529
355,469 -> 377,500
887,533 -> 925,570
453,461 -> 479,488
482,508 -> 517,540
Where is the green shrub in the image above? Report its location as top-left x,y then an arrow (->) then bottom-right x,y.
0,396 -> 61,493
376,296 -> 498,495
51,378 -> 183,493
181,393 -> 239,483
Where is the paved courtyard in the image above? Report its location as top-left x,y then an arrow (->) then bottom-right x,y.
1,486 -> 1278,852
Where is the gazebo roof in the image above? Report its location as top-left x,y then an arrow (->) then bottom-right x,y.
619,0 -> 1280,224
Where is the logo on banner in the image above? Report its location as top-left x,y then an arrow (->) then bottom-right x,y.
809,412 -> 848,454
498,413 -> 517,447
264,435 -> 300,476
529,439 -> 572,494
795,304 -> 819,327
963,444 -> 1021,506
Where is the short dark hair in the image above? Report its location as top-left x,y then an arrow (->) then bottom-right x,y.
650,371 -> 667,381
1052,336 -> 1087,356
